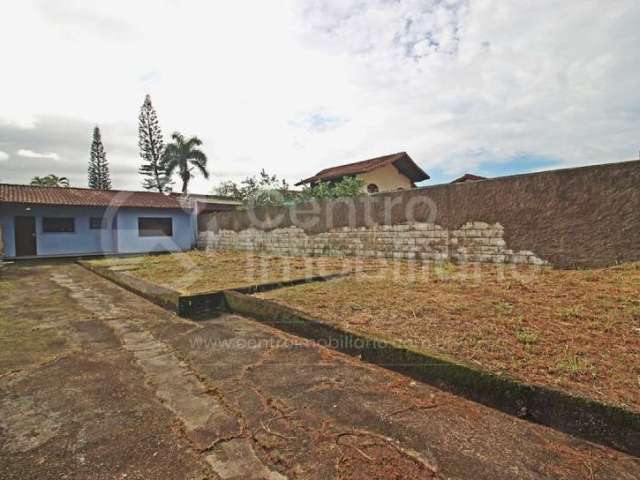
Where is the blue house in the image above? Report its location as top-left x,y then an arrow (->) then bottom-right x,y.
0,184 -> 239,259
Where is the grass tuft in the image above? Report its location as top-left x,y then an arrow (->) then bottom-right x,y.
516,329 -> 540,345
558,306 -> 584,320
556,348 -> 586,375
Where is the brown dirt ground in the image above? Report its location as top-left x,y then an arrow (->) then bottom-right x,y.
259,261 -> 640,411
85,251 -> 383,294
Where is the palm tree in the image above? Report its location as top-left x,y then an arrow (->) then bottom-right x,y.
163,132 -> 209,194
30,174 -> 70,187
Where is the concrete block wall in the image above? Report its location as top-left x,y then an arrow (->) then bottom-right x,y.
198,221 -> 548,265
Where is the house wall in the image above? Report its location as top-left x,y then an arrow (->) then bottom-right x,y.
199,160 -> 640,268
0,204 -> 117,257
357,163 -> 414,192
115,207 -> 196,254
0,204 -> 196,258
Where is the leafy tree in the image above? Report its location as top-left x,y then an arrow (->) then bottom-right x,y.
163,132 -> 209,194
298,176 -> 364,202
138,94 -> 171,192
30,174 -> 70,187
88,126 -> 112,190
214,169 -> 291,207
332,176 -> 365,198
215,180 -> 243,199
214,172 -> 364,207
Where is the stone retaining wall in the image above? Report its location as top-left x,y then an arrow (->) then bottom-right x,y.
198,221 -> 548,265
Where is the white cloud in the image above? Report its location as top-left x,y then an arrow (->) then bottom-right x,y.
0,0 -> 639,190
17,149 -> 60,160
0,151 -> 9,162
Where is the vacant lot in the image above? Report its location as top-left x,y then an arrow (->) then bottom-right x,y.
5,263 -> 638,478
259,261 -> 640,411
85,251 -> 380,294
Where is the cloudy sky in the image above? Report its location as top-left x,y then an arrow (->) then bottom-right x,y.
1,0 -> 639,193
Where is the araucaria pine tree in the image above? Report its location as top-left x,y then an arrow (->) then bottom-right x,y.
88,126 -> 112,190
138,94 -> 170,192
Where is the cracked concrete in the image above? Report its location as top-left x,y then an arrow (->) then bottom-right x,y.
2,261 -> 640,479
0,395 -> 62,454
50,270 -> 286,480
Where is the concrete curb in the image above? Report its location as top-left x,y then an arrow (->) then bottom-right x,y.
77,260 -> 350,317
78,261 -> 181,312
176,273 -> 352,318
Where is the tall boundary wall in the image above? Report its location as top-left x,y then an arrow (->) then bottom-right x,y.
198,160 -> 640,268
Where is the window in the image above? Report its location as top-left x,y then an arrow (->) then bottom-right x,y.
367,183 -> 379,194
42,217 -> 75,233
138,217 -> 173,237
90,217 -> 107,229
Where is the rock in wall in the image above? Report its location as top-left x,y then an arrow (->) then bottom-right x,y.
198,222 -> 548,265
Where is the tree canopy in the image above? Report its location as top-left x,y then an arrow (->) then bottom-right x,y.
138,94 -> 171,192
88,126 -> 112,190
215,169 -> 291,207
30,174 -> 70,188
214,171 -> 364,207
298,176 -> 364,202
163,132 -> 209,194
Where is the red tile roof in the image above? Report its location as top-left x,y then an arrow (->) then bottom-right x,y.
450,173 -> 487,184
295,152 -> 430,186
0,184 -> 191,209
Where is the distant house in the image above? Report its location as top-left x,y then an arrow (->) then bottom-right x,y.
451,173 -> 487,184
0,184 -> 240,259
295,152 -> 429,194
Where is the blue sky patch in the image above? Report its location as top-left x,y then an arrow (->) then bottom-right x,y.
424,154 -> 561,186
289,112 -> 349,133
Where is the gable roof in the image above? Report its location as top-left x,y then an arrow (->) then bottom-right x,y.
450,173 -> 487,184
295,152 -> 430,186
0,184 -> 191,209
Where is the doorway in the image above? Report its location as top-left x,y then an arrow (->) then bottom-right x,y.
14,216 -> 37,257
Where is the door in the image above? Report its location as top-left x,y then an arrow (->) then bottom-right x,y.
14,216 -> 37,257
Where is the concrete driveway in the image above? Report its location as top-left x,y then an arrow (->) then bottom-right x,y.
0,262 -> 638,479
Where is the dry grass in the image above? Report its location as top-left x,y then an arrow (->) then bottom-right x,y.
0,269 -> 69,373
85,251 -> 382,294
259,261 -> 640,411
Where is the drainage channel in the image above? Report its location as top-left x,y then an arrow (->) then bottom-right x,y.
50,271 -> 287,480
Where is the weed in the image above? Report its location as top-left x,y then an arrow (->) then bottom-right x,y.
557,348 -> 585,374
348,302 -> 364,312
558,306 -> 583,320
516,329 -> 539,345
434,261 -> 457,278
494,301 -> 514,316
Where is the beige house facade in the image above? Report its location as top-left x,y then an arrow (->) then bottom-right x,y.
295,152 -> 429,194
356,161 -> 415,192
